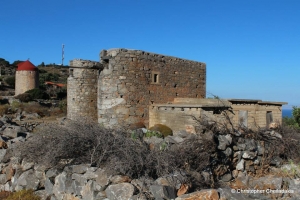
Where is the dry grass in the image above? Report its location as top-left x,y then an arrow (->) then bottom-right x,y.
3,189 -> 40,200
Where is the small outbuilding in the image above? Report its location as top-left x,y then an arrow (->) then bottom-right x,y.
15,60 -> 39,96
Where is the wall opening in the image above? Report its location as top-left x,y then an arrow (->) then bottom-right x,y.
69,69 -> 74,77
266,111 -> 273,127
151,71 -> 160,84
239,110 -> 248,127
153,74 -> 159,83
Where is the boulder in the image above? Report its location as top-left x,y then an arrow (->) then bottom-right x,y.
45,178 -> 54,195
242,151 -> 256,159
105,183 -> 135,200
15,169 -> 40,191
175,189 -> 219,200
110,175 -> 131,184
2,126 -> 23,139
236,159 -> 244,171
230,172 -> 249,189
177,184 -> 189,196
149,185 -> 176,200
81,180 -> 97,200
0,149 -> 7,163
218,134 -> 232,150
250,175 -> 282,190
95,168 -> 112,187
173,130 -> 190,138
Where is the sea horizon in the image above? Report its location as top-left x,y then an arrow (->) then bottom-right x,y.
282,109 -> 292,118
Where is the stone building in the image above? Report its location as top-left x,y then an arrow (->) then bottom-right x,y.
149,98 -> 287,133
68,48 -> 206,126
15,60 -> 39,96
68,48 -> 286,130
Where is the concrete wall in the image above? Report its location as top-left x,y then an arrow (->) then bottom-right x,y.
97,48 -> 206,128
15,71 -> 39,96
67,60 -> 101,121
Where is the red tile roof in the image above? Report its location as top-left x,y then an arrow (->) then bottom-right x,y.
17,60 -> 37,71
45,81 -> 65,87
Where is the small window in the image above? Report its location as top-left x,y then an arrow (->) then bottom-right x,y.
151,71 -> 160,84
69,69 -> 74,77
153,74 -> 159,83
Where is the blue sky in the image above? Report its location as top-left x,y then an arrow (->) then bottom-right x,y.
1,0 -> 299,108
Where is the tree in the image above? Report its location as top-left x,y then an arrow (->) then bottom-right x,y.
4,76 -> 15,87
292,106 -> 300,126
283,106 -> 300,128
0,58 -> 9,67
38,62 -> 45,67
11,60 -> 24,66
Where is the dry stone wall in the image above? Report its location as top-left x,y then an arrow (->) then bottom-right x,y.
98,49 -> 206,128
15,71 -> 39,96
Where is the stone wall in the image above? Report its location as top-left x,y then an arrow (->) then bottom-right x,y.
98,49 -> 206,128
230,102 -> 283,128
149,98 -> 285,132
149,104 -> 202,133
15,71 -> 39,96
67,60 -> 102,121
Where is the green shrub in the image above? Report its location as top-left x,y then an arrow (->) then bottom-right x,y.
144,130 -> 163,138
149,124 -> 173,137
25,88 -> 50,100
58,99 -> 67,114
56,87 -> 67,99
10,101 -> 23,111
283,107 -> 300,129
15,93 -> 33,102
5,76 -> 15,87
5,189 -> 41,200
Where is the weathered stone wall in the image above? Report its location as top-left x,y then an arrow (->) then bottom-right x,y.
149,104 -> 202,133
15,71 -> 39,96
98,49 -> 206,128
149,98 -> 285,132
230,103 -> 282,128
67,60 -> 102,121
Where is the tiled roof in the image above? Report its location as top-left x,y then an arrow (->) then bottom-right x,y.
17,60 -> 37,71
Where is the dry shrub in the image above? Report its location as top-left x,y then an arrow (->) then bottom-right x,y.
0,104 -> 9,116
278,125 -> 300,163
22,103 -> 49,117
15,121 -> 216,186
0,191 -> 11,199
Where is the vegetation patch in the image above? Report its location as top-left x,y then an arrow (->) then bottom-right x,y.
4,189 -> 40,200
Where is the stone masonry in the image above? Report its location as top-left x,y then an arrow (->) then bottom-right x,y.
68,48 -> 206,128
67,60 -> 102,121
15,70 -> 39,96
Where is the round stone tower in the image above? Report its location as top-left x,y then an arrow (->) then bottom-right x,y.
15,60 -> 39,96
67,59 -> 102,121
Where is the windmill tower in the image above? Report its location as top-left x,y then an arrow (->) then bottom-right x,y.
15,60 -> 39,95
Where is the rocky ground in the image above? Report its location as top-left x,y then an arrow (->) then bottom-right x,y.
0,112 -> 299,199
